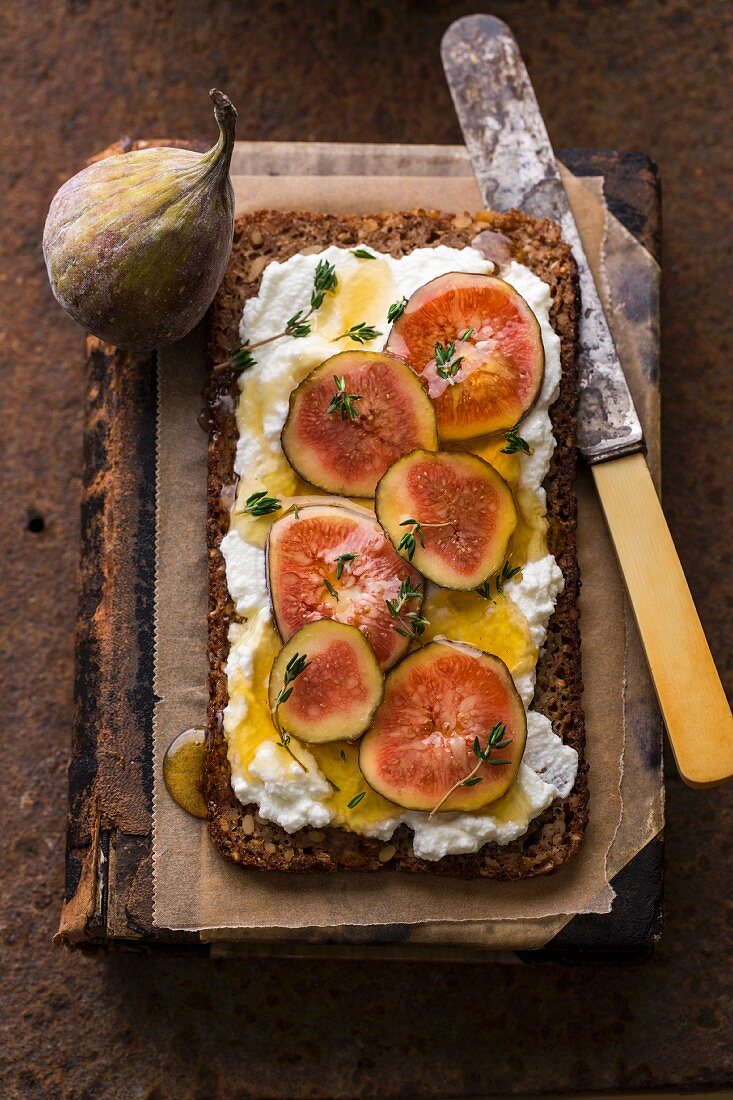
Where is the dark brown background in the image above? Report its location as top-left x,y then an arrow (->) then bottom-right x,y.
2,1 -> 732,1096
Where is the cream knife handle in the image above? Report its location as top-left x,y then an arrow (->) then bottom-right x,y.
592,453 -> 733,786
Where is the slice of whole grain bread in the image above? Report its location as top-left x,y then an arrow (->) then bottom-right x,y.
204,208 -> 588,878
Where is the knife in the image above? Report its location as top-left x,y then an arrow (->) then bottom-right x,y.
441,14 -> 733,787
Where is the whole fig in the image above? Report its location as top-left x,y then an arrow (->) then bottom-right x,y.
43,89 -> 237,350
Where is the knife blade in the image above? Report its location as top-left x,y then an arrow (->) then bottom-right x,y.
441,13 -> 733,787
441,13 -> 643,463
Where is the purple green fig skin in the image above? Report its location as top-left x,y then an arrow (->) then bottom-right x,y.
42,89 -> 237,351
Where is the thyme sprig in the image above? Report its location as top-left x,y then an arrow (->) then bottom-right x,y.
392,611 -> 429,640
335,552 -> 358,579
327,375 -> 363,421
336,321 -> 383,344
386,578 -> 427,640
236,490 -> 282,518
230,342 -> 256,372
272,652 -> 311,770
501,429 -> 533,456
475,561 -> 522,600
435,340 -> 464,381
429,722 -> 514,816
397,516 -> 455,561
495,560 -> 521,595
213,259 -> 338,373
386,576 -> 423,618
397,519 -> 424,561
310,258 -> 339,309
387,297 -> 408,323
475,579 -> 494,601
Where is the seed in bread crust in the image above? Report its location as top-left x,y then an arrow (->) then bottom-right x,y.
304,829 -> 326,844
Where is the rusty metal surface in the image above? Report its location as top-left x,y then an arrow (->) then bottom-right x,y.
2,0 -> 732,1096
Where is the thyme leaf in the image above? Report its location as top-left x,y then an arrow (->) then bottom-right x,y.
336,321 -> 383,344
386,577 -> 426,640
387,297 -> 408,323
392,612 -> 428,639
434,340 -> 464,380
475,579 -> 495,602
326,375 -> 363,421
271,651 -> 311,771
232,342 -> 256,372
397,515 -> 455,561
347,791 -> 366,809
501,429 -> 533,456
335,552 -> 358,580
274,652 -> 310,708
237,490 -> 282,518
495,561 -> 521,595
386,576 -> 423,618
324,577 -> 339,601
351,247 -> 376,259
285,310 -> 311,339
430,722 -> 514,816
397,518 -> 425,561
310,259 -> 338,311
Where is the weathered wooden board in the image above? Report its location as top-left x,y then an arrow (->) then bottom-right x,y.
59,141 -> 662,959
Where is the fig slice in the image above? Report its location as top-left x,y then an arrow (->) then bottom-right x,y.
359,640 -> 527,812
266,502 -> 424,670
268,620 -> 383,744
385,272 -> 544,441
375,449 -> 517,590
281,351 -> 438,497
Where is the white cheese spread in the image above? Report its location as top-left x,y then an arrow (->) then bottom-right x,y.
221,244 -> 578,858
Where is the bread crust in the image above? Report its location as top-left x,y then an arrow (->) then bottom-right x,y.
204,209 -> 588,878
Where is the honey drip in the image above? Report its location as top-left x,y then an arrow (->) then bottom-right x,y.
163,728 -> 207,819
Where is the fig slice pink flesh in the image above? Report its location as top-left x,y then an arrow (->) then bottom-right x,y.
281,350 -> 438,497
268,620 -> 383,744
385,271 -> 544,441
375,449 -> 517,590
266,502 -> 424,670
359,640 -> 527,812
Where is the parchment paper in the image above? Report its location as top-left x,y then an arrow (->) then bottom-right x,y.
152,169 -> 655,940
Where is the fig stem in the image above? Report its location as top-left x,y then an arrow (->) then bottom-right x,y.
202,88 -> 238,179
